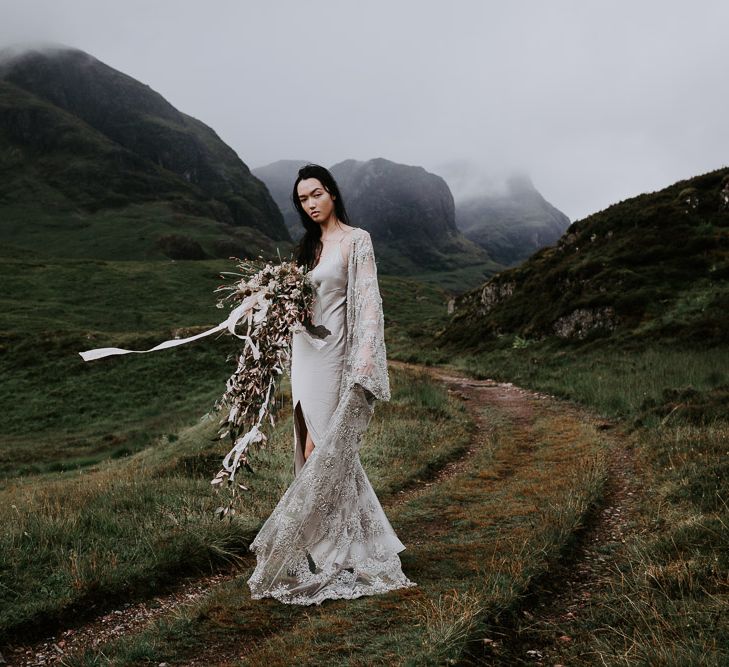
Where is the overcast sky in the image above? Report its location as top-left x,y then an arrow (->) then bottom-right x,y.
1,0 -> 728,221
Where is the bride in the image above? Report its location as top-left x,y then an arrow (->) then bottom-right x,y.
246,164 -> 417,605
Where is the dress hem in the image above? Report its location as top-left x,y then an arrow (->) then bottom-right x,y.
248,578 -> 418,607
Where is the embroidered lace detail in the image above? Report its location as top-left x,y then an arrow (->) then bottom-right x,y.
342,229 -> 391,403
247,229 -> 415,605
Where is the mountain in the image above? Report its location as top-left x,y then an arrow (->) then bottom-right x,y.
456,173 -> 571,265
329,158 -> 497,278
0,46 -> 289,260
437,166 -> 729,348
433,161 -> 571,266
252,156 -> 501,290
252,159 -> 308,241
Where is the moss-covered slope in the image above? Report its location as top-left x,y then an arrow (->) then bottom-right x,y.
438,166 -> 729,348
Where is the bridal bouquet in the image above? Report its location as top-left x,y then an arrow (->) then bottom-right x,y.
79,254 -> 327,519
207,256 -> 325,518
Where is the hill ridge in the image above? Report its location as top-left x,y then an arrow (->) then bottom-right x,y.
438,165 -> 729,347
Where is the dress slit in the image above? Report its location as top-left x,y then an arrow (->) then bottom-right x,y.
293,399 -> 318,475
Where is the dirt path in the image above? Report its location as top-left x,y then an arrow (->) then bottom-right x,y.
1,570 -> 239,667
392,361 -> 643,666
485,426 -> 643,665
2,362 -> 633,667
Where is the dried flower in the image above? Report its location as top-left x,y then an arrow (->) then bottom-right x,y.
206,257 -> 321,518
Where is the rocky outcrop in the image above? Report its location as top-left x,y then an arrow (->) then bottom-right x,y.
721,176 -> 729,211
479,280 -> 516,315
439,165 -> 729,349
552,307 -> 619,339
331,158 -> 458,241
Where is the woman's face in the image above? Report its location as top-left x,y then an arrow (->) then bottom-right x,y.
297,178 -> 336,223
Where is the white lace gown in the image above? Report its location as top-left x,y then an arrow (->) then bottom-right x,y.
246,229 -> 417,605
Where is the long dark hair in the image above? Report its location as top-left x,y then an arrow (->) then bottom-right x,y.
292,164 -> 351,269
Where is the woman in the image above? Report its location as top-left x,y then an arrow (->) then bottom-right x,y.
246,164 -> 417,605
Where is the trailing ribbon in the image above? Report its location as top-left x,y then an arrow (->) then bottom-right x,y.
78,291 -> 327,362
219,376 -> 274,482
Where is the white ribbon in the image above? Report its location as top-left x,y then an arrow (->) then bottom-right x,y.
220,376 -> 275,480
78,291 -> 327,362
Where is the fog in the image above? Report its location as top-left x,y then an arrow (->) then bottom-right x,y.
1,0 -> 728,221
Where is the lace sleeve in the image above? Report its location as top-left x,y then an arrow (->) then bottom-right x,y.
349,231 -> 391,402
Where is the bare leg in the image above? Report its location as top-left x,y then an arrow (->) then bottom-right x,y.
304,430 -> 316,460
294,401 -> 316,462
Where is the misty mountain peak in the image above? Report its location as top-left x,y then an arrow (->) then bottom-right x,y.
506,172 -> 536,195
0,45 -> 290,250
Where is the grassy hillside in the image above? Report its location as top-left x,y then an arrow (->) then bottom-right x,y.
386,165 -> 729,663
0,202 -> 291,263
374,239 -> 502,294
391,338 -> 729,665
2,99 -> 726,662
49,367 -> 608,666
0,254 -> 451,479
9,336 -> 726,664
439,166 -> 729,348
1,257 -> 234,478
0,48 -> 290,262
0,233 -> 451,650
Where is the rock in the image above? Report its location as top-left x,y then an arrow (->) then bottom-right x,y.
552,306 -> 618,339
479,281 -> 515,314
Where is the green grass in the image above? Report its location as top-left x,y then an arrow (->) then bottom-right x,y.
503,419 -> 729,666
0,364 -> 472,644
392,337 -> 729,666
2,200 -> 726,662
368,228 -> 503,293
393,336 -> 729,426
0,256 -> 451,479
403,260 -> 501,294
466,342 -> 728,424
61,379 -> 609,665
0,255 -> 241,477
0,201 -> 288,262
